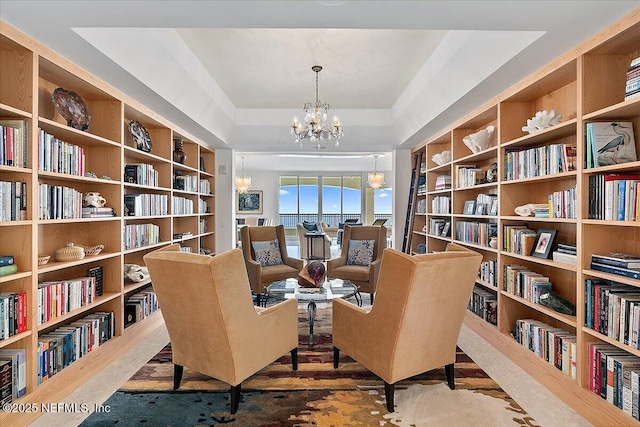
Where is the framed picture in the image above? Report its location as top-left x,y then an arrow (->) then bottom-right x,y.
475,203 -> 485,215
530,228 -> 558,259
463,200 -> 476,215
489,199 -> 498,216
237,190 -> 263,214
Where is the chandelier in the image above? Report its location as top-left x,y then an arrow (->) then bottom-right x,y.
291,65 -> 343,149
367,154 -> 385,190
235,155 -> 251,194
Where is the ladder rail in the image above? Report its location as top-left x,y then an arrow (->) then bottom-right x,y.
402,151 -> 423,254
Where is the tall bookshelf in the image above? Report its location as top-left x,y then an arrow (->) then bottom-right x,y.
409,8 -> 640,426
0,21 -> 215,425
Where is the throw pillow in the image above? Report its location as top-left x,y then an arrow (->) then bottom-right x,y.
347,239 -> 375,266
302,221 -> 318,232
251,239 -> 283,266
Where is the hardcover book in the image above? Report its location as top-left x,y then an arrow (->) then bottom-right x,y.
588,122 -> 637,167
592,253 -> 640,269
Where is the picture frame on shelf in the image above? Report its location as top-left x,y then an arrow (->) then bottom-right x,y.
464,201 -> 476,215
237,190 -> 263,214
475,203 -> 485,215
489,199 -> 498,216
530,229 -> 558,259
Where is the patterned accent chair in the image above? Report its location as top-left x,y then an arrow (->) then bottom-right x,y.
240,225 -> 304,305
327,225 -> 387,304
332,244 -> 482,412
144,244 -> 299,414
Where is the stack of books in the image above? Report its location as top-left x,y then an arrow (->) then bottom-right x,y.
434,175 -> 451,191
82,207 -> 116,218
591,252 -> 640,279
553,243 -> 577,265
626,56 -> 640,101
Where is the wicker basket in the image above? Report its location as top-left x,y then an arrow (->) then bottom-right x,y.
78,244 -> 104,256
38,255 -> 51,266
54,243 -> 85,262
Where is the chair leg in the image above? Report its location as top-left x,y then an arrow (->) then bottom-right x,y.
445,363 -> 455,390
384,381 -> 395,412
255,293 -> 261,306
370,292 -> 375,305
173,364 -> 183,390
291,348 -> 298,371
333,347 -> 340,368
230,383 -> 242,414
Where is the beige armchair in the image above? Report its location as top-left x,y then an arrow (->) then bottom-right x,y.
327,225 -> 387,304
296,222 -> 331,260
240,225 -> 304,305
143,244 -> 299,414
332,243 -> 482,412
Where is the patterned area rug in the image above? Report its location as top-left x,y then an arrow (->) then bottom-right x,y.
81,305 -> 539,426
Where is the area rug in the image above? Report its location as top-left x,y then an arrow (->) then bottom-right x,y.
80,306 -> 539,426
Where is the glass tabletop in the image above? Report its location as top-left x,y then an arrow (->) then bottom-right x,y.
266,278 -> 358,302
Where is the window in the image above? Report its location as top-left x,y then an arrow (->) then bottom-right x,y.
280,175 -> 362,228
373,187 -> 393,225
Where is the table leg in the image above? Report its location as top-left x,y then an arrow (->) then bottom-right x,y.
307,300 -> 317,346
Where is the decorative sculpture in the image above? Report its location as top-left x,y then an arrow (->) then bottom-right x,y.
431,150 -> 451,166
521,110 -> 562,134
298,261 -> 326,288
514,203 -> 537,217
462,125 -> 495,153
124,264 -> 150,283
83,192 -> 106,208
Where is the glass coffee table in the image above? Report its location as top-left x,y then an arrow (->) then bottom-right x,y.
266,278 -> 360,346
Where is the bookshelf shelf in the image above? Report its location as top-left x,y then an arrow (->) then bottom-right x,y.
0,20 -> 216,424
406,10 -> 640,424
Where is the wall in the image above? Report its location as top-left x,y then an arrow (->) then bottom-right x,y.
215,148 -> 235,252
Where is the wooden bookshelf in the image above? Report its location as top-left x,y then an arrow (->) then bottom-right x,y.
0,21 -> 215,425
409,8 -> 640,426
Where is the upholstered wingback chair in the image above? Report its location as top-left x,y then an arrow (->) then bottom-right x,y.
143,244 -> 299,414
241,225 -> 304,305
296,222 -> 332,260
327,225 -> 387,304
332,243 -> 482,412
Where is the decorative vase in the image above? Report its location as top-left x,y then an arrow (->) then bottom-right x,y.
173,138 -> 186,164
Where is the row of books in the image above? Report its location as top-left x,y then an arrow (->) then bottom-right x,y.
124,193 -> 169,217
37,277 -> 97,325
591,252 -> 640,280
588,343 -> 640,418
454,221 -> 497,248
38,183 -> 83,220
503,143 -> 576,181
172,196 -> 194,215
468,286 -> 497,325
588,174 -> 640,221
198,198 -> 210,214
584,279 -> 640,347
463,197 -> 498,216
199,218 -> 208,234
431,195 -> 450,214
124,287 -> 159,328
455,165 -> 484,188
174,174 -> 198,192
478,258 -> 497,286
123,223 -> 161,250
429,218 -> 450,237
585,121 -> 637,169
503,264 -> 552,303
37,311 -> 115,385
0,292 -> 27,340
416,175 -> 426,196
0,348 -> 26,404
0,119 -> 29,168
124,163 -> 159,187
199,179 -> 212,194
502,225 -> 536,255
38,129 -> 86,176
513,319 -> 577,379
434,175 -> 451,191
545,187 -> 577,219
0,180 -> 27,221
552,243 -> 577,265
625,57 -> 640,101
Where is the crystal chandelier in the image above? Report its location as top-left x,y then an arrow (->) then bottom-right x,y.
235,155 -> 251,194
367,154 -> 385,190
291,65 -> 343,149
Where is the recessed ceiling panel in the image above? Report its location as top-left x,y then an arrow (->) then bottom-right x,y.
176,28 -> 446,109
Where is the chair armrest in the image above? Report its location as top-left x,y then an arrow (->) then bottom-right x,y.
327,257 -> 345,270
369,258 -> 383,285
255,297 -> 298,318
284,256 -> 304,270
245,258 -> 262,292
